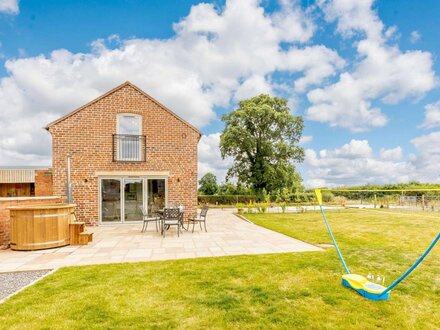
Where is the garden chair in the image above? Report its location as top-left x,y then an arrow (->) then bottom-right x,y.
162,207 -> 182,237
187,205 -> 209,233
140,206 -> 160,232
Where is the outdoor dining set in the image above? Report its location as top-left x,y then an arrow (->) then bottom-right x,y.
140,205 -> 209,237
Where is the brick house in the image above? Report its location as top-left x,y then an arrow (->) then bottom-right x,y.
45,81 -> 200,225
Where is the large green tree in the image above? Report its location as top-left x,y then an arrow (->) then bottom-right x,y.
220,94 -> 304,194
198,172 -> 219,195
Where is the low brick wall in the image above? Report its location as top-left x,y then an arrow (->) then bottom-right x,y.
0,196 -> 61,249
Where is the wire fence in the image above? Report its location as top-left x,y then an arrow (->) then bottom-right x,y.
199,192 -> 440,216
338,195 -> 440,212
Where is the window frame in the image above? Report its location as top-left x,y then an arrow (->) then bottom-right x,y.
115,113 -> 143,161
116,113 -> 142,136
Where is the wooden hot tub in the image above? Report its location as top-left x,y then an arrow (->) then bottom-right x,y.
8,204 -> 76,251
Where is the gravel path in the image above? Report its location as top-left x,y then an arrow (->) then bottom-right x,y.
0,270 -> 52,302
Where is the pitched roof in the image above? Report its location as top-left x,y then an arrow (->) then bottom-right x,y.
45,81 -> 201,136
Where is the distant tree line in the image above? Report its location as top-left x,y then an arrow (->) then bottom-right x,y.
198,173 -> 252,196
198,172 -> 310,204
319,182 -> 440,200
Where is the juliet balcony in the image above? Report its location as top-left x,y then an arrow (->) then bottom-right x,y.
112,134 -> 146,162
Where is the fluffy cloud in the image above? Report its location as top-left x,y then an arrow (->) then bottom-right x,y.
379,146 -> 403,161
0,0 -> 345,165
304,137 -> 440,188
318,0 -> 384,42
419,101 -> 440,128
410,31 -> 421,44
306,0 -> 437,131
299,135 -> 313,145
304,140 -> 412,187
198,133 -> 233,183
233,75 -> 273,102
410,132 -> 440,181
0,0 -> 18,15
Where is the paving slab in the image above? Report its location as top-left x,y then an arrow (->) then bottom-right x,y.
0,209 -> 321,272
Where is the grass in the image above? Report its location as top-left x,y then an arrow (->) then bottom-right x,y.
0,209 -> 439,329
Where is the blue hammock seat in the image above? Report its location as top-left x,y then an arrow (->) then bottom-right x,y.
342,274 -> 390,301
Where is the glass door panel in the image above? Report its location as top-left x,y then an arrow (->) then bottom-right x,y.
101,179 -> 121,223
147,179 -> 166,216
117,115 -> 142,161
124,179 -> 143,221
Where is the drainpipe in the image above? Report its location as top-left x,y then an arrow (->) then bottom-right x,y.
67,155 -> 73,203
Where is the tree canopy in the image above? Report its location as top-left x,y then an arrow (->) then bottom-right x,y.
198,172 -> 219,195
220,94 -> 304,194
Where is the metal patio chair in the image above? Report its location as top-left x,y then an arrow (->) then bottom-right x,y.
162,207 -> 182,237
187,205 -> 209,233
140,206 -> 160,232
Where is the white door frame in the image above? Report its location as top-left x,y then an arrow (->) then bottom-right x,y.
99,176 -> 168,224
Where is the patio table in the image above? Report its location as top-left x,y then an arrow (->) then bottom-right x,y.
158,208 -> 185,236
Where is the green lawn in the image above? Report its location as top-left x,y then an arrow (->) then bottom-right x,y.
0,209 -> 439,329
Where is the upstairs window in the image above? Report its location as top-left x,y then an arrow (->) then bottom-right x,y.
118,114 -> 141,136
114,114 -> 145,161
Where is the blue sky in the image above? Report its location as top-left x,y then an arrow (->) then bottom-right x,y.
0,0 -> 439,187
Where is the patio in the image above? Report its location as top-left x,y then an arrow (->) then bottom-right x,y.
0,209 -> 320,272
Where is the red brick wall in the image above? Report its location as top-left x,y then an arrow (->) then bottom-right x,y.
35,169 -> 53,196
48,83 -> 200,225
0,197 -> 61,249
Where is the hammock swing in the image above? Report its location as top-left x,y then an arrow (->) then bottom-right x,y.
314,189 -> 440,301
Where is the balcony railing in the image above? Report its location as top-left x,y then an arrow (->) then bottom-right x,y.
112,134 -> 146,162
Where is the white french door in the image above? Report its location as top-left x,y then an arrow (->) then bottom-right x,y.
100,177 -> 167,223
123,178 -> 143,222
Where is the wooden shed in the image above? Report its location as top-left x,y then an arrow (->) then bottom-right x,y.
0,167 -> 53,197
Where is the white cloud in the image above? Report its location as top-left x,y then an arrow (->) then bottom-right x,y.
281,45 -> 345,93
379,146 -> 403,161
271,0 -> 315,43
307,0 -> 437,131
410,132 -> 440,181
411,131 -> 440,153
419,101 -> 440,129
304,140 -> 413,187
318,0 -> 384,42
304,136 -> 440,188
198,133 -> 233,183
299,135 -> 313,145
0,0 -> 18,15
233,75 -> 273,101
0,0 -> 345,165
410,31 -> 421,44
320,139 -> 373,159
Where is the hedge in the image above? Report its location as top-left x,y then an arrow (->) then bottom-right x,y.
198,195 -> 257,205
198,193 -> 320,205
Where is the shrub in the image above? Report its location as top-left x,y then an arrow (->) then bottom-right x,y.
236,203 -> 245,214
259,203 -> 268,213
280,201 -> 287,213
322,192 -> 335,203
334,196 -> 347,207
247,201 -> 255,213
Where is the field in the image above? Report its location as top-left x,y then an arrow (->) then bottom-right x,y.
0,209 -> 439,329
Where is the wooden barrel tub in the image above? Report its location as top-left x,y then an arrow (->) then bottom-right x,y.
8,204 -> 76,251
